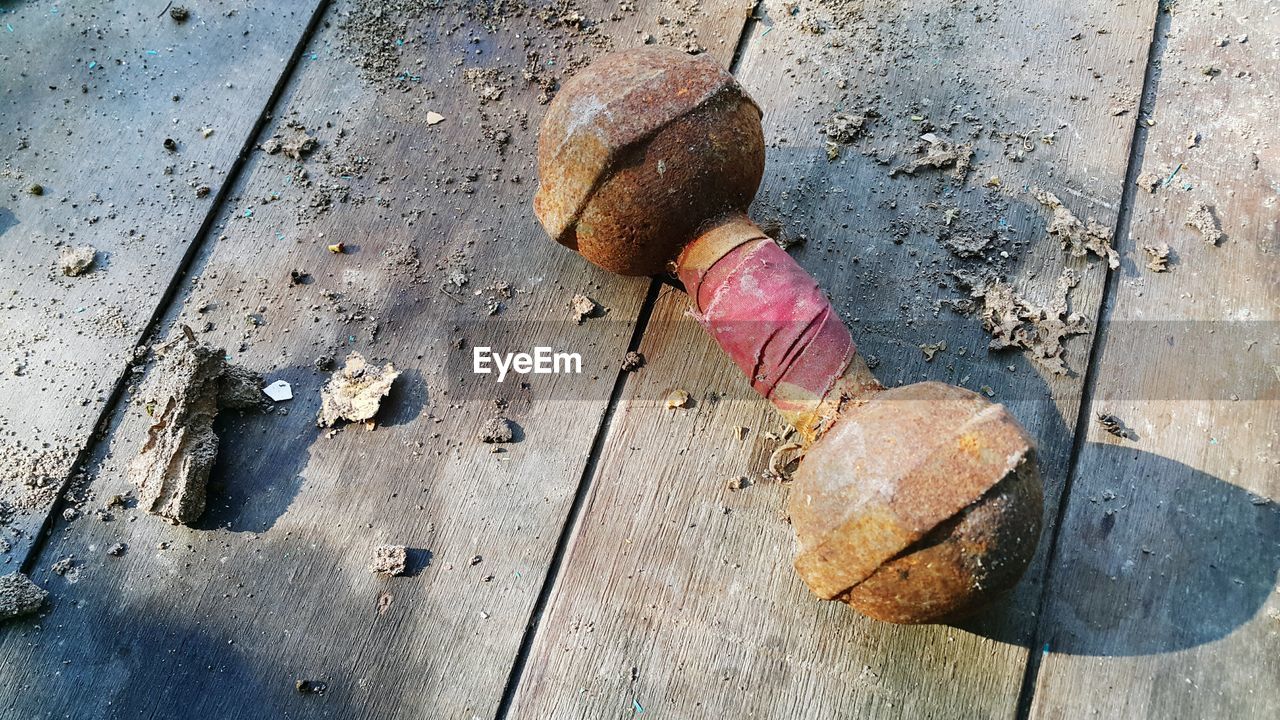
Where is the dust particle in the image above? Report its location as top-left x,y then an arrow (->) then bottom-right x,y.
665,389 -> 691,409
1143,243 -> 1171,272
570,294 -> 599,324
1185,203 -> 1223,245
621,351 -> 645,372
58,245 -> 97,276
370,545 -> 408,576
479,417 -> 515,444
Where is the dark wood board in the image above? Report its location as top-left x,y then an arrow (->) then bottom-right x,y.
509,0 -> 1160,716
0,0 -> 328,564
0,1 -> 750,718
1029,1 -> 1279,717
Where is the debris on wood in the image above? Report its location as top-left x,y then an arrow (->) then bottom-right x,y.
369,544 -> 408,576
570,294 -> 599,324
478,416 -> 515,443
169,5 -> 189,22
263,126 -> 317,160
50,557 -> 76,577
262,380 -> 293,402
426,111 -> 445,125
327,242 -> 346,254
1143,243 -> 1171,272
129,334 -> 267,525
920,340 -> 947,361
1095,412 -> 1133,440
317,353 -> 400,428
972,270 -> 1089,375
0,572 -> 47,621
57,244 -> 97,276
767,442 -> 803,481
890,133 -> 973,180
106,542 -> 127,557
727,475 -> 752,491
1185,202 -> 1224,244
27,183 -> 43,196
1033,188 -> 1119,268
941,232 -> 991,259
620,351 -> 645,372
820,111 -> 871,159
1135,170 -> 1163,193
295,680 -> 327,695
665,389 -> 691,409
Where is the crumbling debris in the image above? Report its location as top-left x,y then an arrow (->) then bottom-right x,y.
972,270 -> 1090,375
665,389 -> 691,409
106,542 -> 127,557
941,232 -> 991,259
890,133 -> 973,180
621,351 -> 645,372
0,573 -> 47,621
920,340 -> 947,361
370,545 -> 408,576
1143,243 -> 1171,272
1095,412 -> 1134,440
570,294 -> 599,324
128,334 -> 266,525
767,442 -> 803,481
317,353 -> 400,428
1135,170 -> 1163,193
58,244 -> 97,276
479,417 -> 515,444
1185,203 -> 1223,245
295,680 -> 327,695
822,112 -> 869,144
263,127 -> 317,160
51,557 -> 76,576
1033,188 -> 1119,268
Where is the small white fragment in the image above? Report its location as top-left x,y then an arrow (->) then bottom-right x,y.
263,380 -> 293,402
426,111 -> 445,125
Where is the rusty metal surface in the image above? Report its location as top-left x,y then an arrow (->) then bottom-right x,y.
534,47 -> 763,276
533,48 -> 1044,624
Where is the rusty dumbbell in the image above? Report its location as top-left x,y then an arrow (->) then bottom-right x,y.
533,47 -> 1042,623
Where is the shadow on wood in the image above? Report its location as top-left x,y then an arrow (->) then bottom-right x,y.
958,442 -> 1278,656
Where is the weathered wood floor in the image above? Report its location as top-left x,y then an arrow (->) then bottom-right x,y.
0,1 -> 1274,718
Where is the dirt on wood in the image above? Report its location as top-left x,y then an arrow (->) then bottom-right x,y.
57,244 -> 97,276
317,353 -> 400,428
0,572 -> 47,621
1033,188 -> 1119,268
128,334 -> 266,525
972,270 -> 1090,375
1185,202 -> 1224,244
370,544 -> 408,576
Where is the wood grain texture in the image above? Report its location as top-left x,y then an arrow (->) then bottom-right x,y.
0,1 -> 748,718
1030,1 -> 1279,717
510,0 -> 1159,716
0,0 -> 327,563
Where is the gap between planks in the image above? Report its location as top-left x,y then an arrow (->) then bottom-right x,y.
1012,5 -> 1172,718
15,0 -> 335,575
491,12 -> 762,718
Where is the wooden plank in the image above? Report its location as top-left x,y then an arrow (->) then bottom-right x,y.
0,1 -> 748,718
1029,2 -> 1279,717
510,0 -> 1160,716
0,0 -> 327,564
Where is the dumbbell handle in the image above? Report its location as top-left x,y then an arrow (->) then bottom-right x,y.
675,213 -> 882,444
